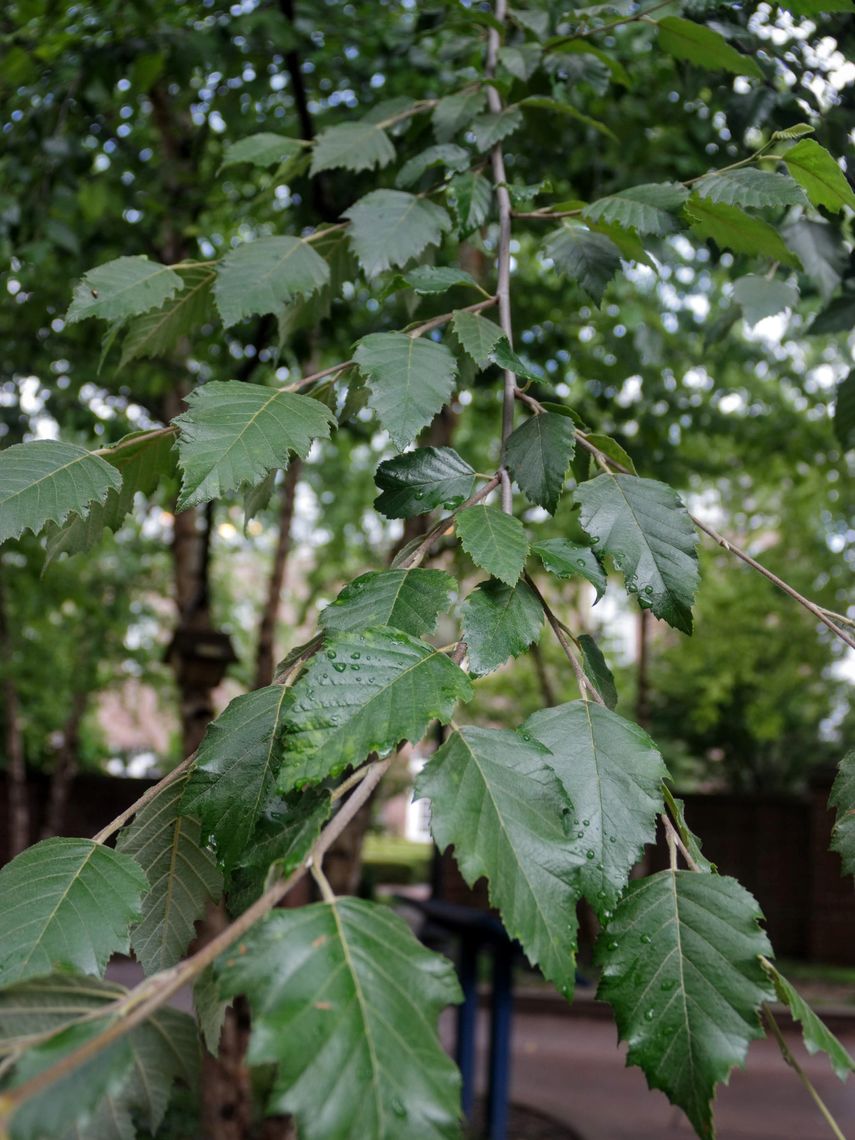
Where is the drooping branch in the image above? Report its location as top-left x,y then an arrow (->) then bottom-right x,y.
254,461 -> 301,689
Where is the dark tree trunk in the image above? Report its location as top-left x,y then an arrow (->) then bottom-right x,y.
255,462 -> 301,689
0,570 -> 29,857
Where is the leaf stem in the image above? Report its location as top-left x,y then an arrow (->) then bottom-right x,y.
402,472 -> 501,568
523,573 -> 604,704
91,755 -> 194,845
762,1007 -> 848,1140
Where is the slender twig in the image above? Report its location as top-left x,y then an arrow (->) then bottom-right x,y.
524,574 -> 603,704
406,296 -> 497,339
548,0 -> 675,47
92,755 -> 194,845
762,1007 -> 848,1140
660,812 -> 700,872
402,473 -> 501,568
0,758 -> 392,1125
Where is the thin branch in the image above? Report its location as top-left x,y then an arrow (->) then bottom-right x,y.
406,295 -> 497,339
548,0 -> 675,46
523,573 -> 604,704
402,473 -> 501,568
762,1007 -> 848,1140
91,755 -> 195,845
0,758 -> 392,1123
661,812 -> 700,872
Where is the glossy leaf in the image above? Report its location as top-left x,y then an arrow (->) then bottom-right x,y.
597,870 -> 773,1139
343,190 -> 451,277
353,332 -> 458,448
578,634 -> 618,709
575,473 -> 699,633
526,701 -> 665,916
280,627 -> 472,789
217,899 -> 461,1140
462,578 -> 543,675
374,446 -> 476,518
182,685 -> 292,869
583,183 -> 688,236
0,838 -> 148,986
310,121 -> 395,175
543,225 -> 622,303
0,442 -> 122,547
489,338 -> 541,383
319,569 -> 454,637
116,776 -> 222,974
695,168 -> 807,209
174,381 -> 335,510
784,139 -> 855,214
67,256 -> 184,324
447,171 -> 493,234
685,197 -> 800,268
504,412 -> 575,513
532,538 -> 607,600
456,504 -> 529,585
214,236 -> 330,327
416,726 -> 583,993
657,17 -> 762,78
452,309 -> 504,367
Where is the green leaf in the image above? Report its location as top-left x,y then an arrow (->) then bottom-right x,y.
67,256 -> 184,324
432,89 -> 487,142
584,432 -> 638,475
657,17 -> 763,78
280,627 -> 472,789
0,441 -> 122,547
447,172 -> 493,235
732,275 -> 799,326
452,309 -> 504,367
182,685 -> 292,870
547,40 -> 630,86
685,197 -> 801,268
462,578 -> 543,675
543,225 -> 622,304
470,106 -> 524,152
779,0 -> 853,12
784,139 -> 855,214
343,190 -> 451,278
310,121 -> 395,175
374,447 -> 476,518
0,975 -> 198,1140
416,726 -> 583,994
578,634 -> 618,709
119,265 -> 215,366
320,569 -> 454,638
395,143 -> 470,188
489,338 -> 542,383
353,332 -> 458,449
665,792 -> 715,873
504,412 -> 575,514
456,505 -> 529,586
597,872 -> 773,1139
402,266 -> 480,294
217,899 -> 461,1140
772,123 -> 816,141
174,381 -> 334,510
194,966 -> 227,1055
696,168 -> 807,209
0,838 -> 148,986
575,473 -> 699,634
221,132 -> 306,169
761,960 -> 855,1082
782,217 -> 845,299
115,776 -> 222,974
830,749 -> 855,875
228,788 -> 331,914
520,96 -> 616,141
45,430 -> 176,563
532,538 -> 608,600
499,43 -> 542,81
583,183 -> 689,236
214,237 -> 330,327
526,701 -> 665,916
833,372 -> 855,450
810,295 -> 855,334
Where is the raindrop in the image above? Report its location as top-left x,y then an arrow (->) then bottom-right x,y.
326,650 -> 336,660
333,662 -> 346,673
644,1009 -> 655,1022
582,819 -> 590,828
586,849 -> 595,860
640,933 -> 651,944
351,652 -> 361,660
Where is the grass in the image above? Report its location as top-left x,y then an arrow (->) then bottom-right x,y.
362,833 -> 432,884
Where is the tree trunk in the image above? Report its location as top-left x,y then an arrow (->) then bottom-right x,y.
255,462 -> 301,689
0,569 -> 29,857
41,689 -> 88,840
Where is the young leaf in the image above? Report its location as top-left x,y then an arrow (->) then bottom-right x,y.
456,504 -> 529,585
213,236 -> 330,327
174,381 -> 335,510
115,776 -> 223,974
0,441 -> 122,547
374,446 -> 476,518
695,168 -> 807,209
462,578 -> 543,675
310,121 -> 395,175
578,633 -> 618,709
45,430 -> 176,563
447,171 -> 493,234
0,975 -> 198,1139
833,372 -> 855,450
221,133 -> 305,169
416,726 -> 583,994
0,838 -> 148,986
470,106 -> 524,152
657,17 -> 763,78
584,432 -> 638,475
66,256 -> 184,324
343,190 -> 451,277
489,338 -> 541,383
280,627 -> 472,789
217,899 -> 462,1140
402,265 -> 480,294
504,412 -> 575,513
829,749 -> 855,875
583,183 -> 689,237
319,569 -> 454,637
353,332 -> 458,448
182,685 -> 292,870
761,960 -> 855,1082
732,275 -> 798,326
532,538 -> 608,600
526,701 -> 665,916
432,89 -> 487,142
395,143 -> 470,188
784,139 -> 855,214
575,473 -> 699,633
685,197 -> 800,268
120,265 -> 216,366
597,871 -> 774,1140
452,308 -> 504,367
543,225 -> 622,304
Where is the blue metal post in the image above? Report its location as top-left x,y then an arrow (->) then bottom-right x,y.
487,941 -> 513,1140
456,934 -> 480,1121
